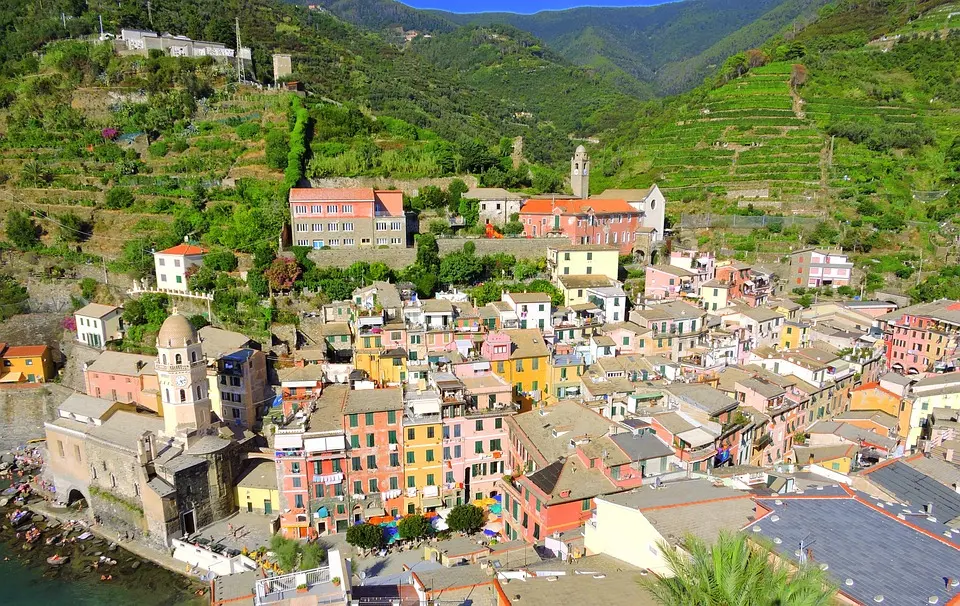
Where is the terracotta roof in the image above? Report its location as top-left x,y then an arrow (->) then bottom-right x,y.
289,187 -> 374,202
157,243 -> 206,256
2,345 -> 49,357
521,198 -> 636,215
852,381 -> 901,400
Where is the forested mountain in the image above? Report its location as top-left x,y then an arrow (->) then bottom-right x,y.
312,0 -> 831,95
0,0 -> 638,163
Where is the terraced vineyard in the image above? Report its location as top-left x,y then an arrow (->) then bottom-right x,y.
604,62 -> 827,209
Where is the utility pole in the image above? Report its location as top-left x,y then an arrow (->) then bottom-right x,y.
235,18 -> 244,83
102,256 -> 109,285
147,0 -> 153,27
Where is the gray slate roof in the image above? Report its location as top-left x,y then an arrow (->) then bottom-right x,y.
58,393 -> 116,419
750,493 -> 960,605
610,432 -> 674,461
864,460 -> 960,526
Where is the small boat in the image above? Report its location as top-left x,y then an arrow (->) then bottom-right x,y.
77,532 -> 92,541
9,510 -> 32,526
47,555 -> 68,566
45,534 -> 63,546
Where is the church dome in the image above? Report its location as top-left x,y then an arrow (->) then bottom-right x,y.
575,144 -> 586,154
157,312 -> 197,348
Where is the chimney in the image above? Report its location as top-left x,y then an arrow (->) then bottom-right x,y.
946,448 -> 955,463
924,502 -> 934,515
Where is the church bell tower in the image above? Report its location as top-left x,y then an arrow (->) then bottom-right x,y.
571,145 -> 590,198
155,311 -> 211,439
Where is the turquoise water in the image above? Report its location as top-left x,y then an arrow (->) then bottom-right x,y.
0,538 -> 205,605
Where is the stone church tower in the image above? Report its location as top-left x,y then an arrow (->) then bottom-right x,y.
155,311 -> 211,439
571,145 -> 590,198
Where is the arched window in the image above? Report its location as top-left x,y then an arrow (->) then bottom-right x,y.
165,388 -> 170,403
179,389 -> 186,403
175,353 -> 182,365
162,354 -> 167,364
190,351 -> 197,363
196,385 -> 202,399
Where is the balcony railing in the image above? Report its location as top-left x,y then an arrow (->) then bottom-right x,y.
254,567 -> 341,605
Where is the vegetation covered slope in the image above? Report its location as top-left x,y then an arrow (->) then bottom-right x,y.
409,24 -> 645,161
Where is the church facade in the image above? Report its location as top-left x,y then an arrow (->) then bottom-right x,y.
45,312 -> 255,548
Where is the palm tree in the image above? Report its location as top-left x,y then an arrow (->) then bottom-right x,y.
645,532 -> 835,606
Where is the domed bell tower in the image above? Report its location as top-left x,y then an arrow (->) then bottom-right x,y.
571,145 -> 590,199
155,310 -> 211,439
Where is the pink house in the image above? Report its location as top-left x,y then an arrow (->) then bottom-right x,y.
84,351 -> 160,412
600,323 -> 650,355
518,198 -> 641,254
644,265 -> 697,300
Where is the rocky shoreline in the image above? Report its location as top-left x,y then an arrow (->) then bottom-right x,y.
0,445 -> 207,605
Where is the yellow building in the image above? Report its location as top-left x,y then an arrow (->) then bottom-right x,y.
0,343 -> 56,383
548,245 -> 620,284
402,390 -> 443,514
794,444 -> 855,475
354,337 -> 407,386
557,275 -> 617,306
780,321 -> 810,350
699,280 -> 731,312
489,329 -> 550,410
235,459 -> 280,515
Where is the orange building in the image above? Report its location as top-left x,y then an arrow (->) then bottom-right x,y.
849,382 -> 911,439
0,343 -> 56,383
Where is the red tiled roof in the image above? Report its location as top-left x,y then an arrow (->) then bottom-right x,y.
3,345 -> 49,357
157,244 -> 206,256
289,187 -> 375,202
520,198 -> 636,215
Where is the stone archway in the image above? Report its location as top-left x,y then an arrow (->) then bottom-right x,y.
66,488 -> 88,507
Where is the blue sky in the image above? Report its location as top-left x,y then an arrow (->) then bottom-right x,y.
401,0 -> 664,14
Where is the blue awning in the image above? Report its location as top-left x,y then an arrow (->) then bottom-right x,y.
317,506 -> 329,518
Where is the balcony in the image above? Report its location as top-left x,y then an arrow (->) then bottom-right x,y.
465,402 -> 519,416
254,566 -> 344,605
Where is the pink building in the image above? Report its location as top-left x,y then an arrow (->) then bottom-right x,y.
436,371 -> 516,506
789,248 -> 853,288
518,198 -> 641,254
84,351 -> 160,412
644,265 -> 697,300
289,188 -> 407,248
460,373 -> 516,502
880,300 -> 960,374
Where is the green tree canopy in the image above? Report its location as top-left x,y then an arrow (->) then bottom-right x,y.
5,210 -> 40,250
397,514 -> 432,541
346,523 -> 384,550
445,504 -> 485,535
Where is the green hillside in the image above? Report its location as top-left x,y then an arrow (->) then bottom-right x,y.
427,0 -> 830,95
409,24 -> 646,160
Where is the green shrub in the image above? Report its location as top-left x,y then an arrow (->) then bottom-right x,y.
235,122 -> 261,140
148,141 -> 169,158
80,277 -> 97,300
170,139 -> 189,153
104,186 -> 135,209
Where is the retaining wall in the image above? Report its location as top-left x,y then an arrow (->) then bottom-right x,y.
305,236 -> 567,268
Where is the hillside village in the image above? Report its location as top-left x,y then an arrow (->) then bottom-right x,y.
7,164 -> 960,604
2,0 -> 960,605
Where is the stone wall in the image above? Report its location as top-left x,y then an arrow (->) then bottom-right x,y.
308,175 -> 479,196
306,236 -> 567,269
85,441 -> 148,535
